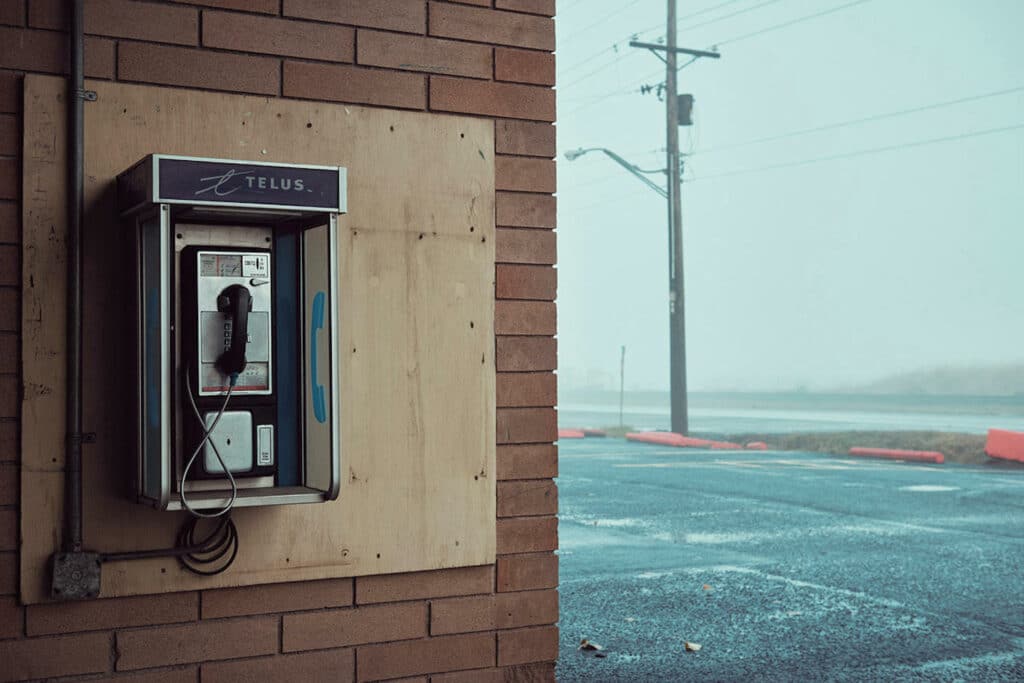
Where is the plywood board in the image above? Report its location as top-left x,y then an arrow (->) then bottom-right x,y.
21,76 -> 495,603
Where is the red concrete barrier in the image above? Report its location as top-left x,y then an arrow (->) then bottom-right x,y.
848,447 -> 944,464
746,441 -> 769,451
558,429 -> 585,439
985,429 -> 1024,463
625,432 -> 745,450
582,428 -> 608,437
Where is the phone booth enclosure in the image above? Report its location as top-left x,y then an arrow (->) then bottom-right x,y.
119,155 -> 345,511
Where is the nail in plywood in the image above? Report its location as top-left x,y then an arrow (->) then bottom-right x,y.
20,75 -> 496,603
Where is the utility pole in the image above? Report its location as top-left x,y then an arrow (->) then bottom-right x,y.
630,4 -> 719,435
665,0 -> 687,435
619,345 -> 626,429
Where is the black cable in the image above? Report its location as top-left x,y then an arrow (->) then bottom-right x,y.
99,515 -> 239,576
692,85 -> 1024,155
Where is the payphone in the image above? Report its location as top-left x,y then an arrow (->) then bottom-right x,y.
118,155 -> 344,514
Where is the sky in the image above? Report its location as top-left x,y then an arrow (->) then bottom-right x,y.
554,0 -> 1024,392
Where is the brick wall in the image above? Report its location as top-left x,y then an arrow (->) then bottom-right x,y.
0,1 -> 558,680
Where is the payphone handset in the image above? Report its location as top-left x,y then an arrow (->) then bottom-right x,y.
179,247 -> 278,516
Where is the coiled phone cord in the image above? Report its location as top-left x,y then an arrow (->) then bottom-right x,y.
180,368 -> 239,518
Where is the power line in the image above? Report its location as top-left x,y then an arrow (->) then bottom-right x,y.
563,0 -> 879,115
688,122 -> 1024,181
693,85 -> 1024,155
673,0 -> 789,36
627,0 -> 777,46
559,0 -> 753,77
716,0 -> 874,46
566,0 -> 646,41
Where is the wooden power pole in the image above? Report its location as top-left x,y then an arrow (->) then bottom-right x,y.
631,3 -> 719,435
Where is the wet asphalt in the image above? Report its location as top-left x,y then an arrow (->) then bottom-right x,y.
556,439 -> 1024,682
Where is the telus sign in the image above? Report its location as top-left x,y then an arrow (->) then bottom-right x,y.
158,158 -> 342,210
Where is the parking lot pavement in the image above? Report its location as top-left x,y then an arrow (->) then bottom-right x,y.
556,439 -> 1024,681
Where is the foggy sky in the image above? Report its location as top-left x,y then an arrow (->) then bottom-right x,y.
555,0 -> 1024,392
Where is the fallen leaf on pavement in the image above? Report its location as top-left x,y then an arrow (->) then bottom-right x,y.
579,638 -> 605,651
685,641 -> 702,652
702,584 -> 713,591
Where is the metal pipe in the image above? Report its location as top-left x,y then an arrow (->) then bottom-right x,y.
64,0 -> 84,553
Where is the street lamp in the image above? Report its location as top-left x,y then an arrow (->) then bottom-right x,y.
565,146 -> 689,434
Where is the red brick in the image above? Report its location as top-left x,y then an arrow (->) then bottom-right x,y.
496,120 -> 555,158
0,244 -> 18,285
496,516 -> 557,554
115,617 -> 278,670
0,26 -> 61,72
86,36 -> 116,79
0,336 -> 12,375
171,0 -> 278,13
496,192 -> 555,229
27,592 -> 198,636
495,48 -> 554,86
358,29 -> 491,79
496,372 -> 556,408
119,42 -> 279,95
30,0 -> 198,44
204,11 -> 354,62
204,649 -> 355,683
430,3 -> 553,51
0,71 -> 19,114
0,114 -> 14,157
449,0 -> 490,6
88,0 -> 196,43
0,156 -> 17,201
495,336 -> 556,373
503,662 -> 556,681
0,421 -> 15,462
431,669 -> 502,683
0,3 -> 23,27
497,0 -> 555,15
99,669 -> 198,683
284,0 -> 426,34
430,594 -> 493,635
356,565 -> 493,605
495,157 -> 555,194
495,407 -> 556,444
497,625 -> 558,666
0,202 -> 19,244
431,76 -> 553,122
284,61 -> 425,110
0,461 -> 16,504
496,553 -> 558,592
356,633 -> 495,682
495,228 -> 555,266
495,301 -> 555,336
497,444 -> 558,480
0,632 -> 110,680
0,551 -> 15,594
0,375 -> 17,418
0,595 -> 22,638
203,577 -> 353,619
495,264 -> 556,301
283,601 -> 426,652
0,288 -> 17,331
0,26 -> 110,77
497,480 -> 557,517
431,589 -> 557,635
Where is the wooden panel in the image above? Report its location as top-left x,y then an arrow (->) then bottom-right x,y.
21,76 -> 496,603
